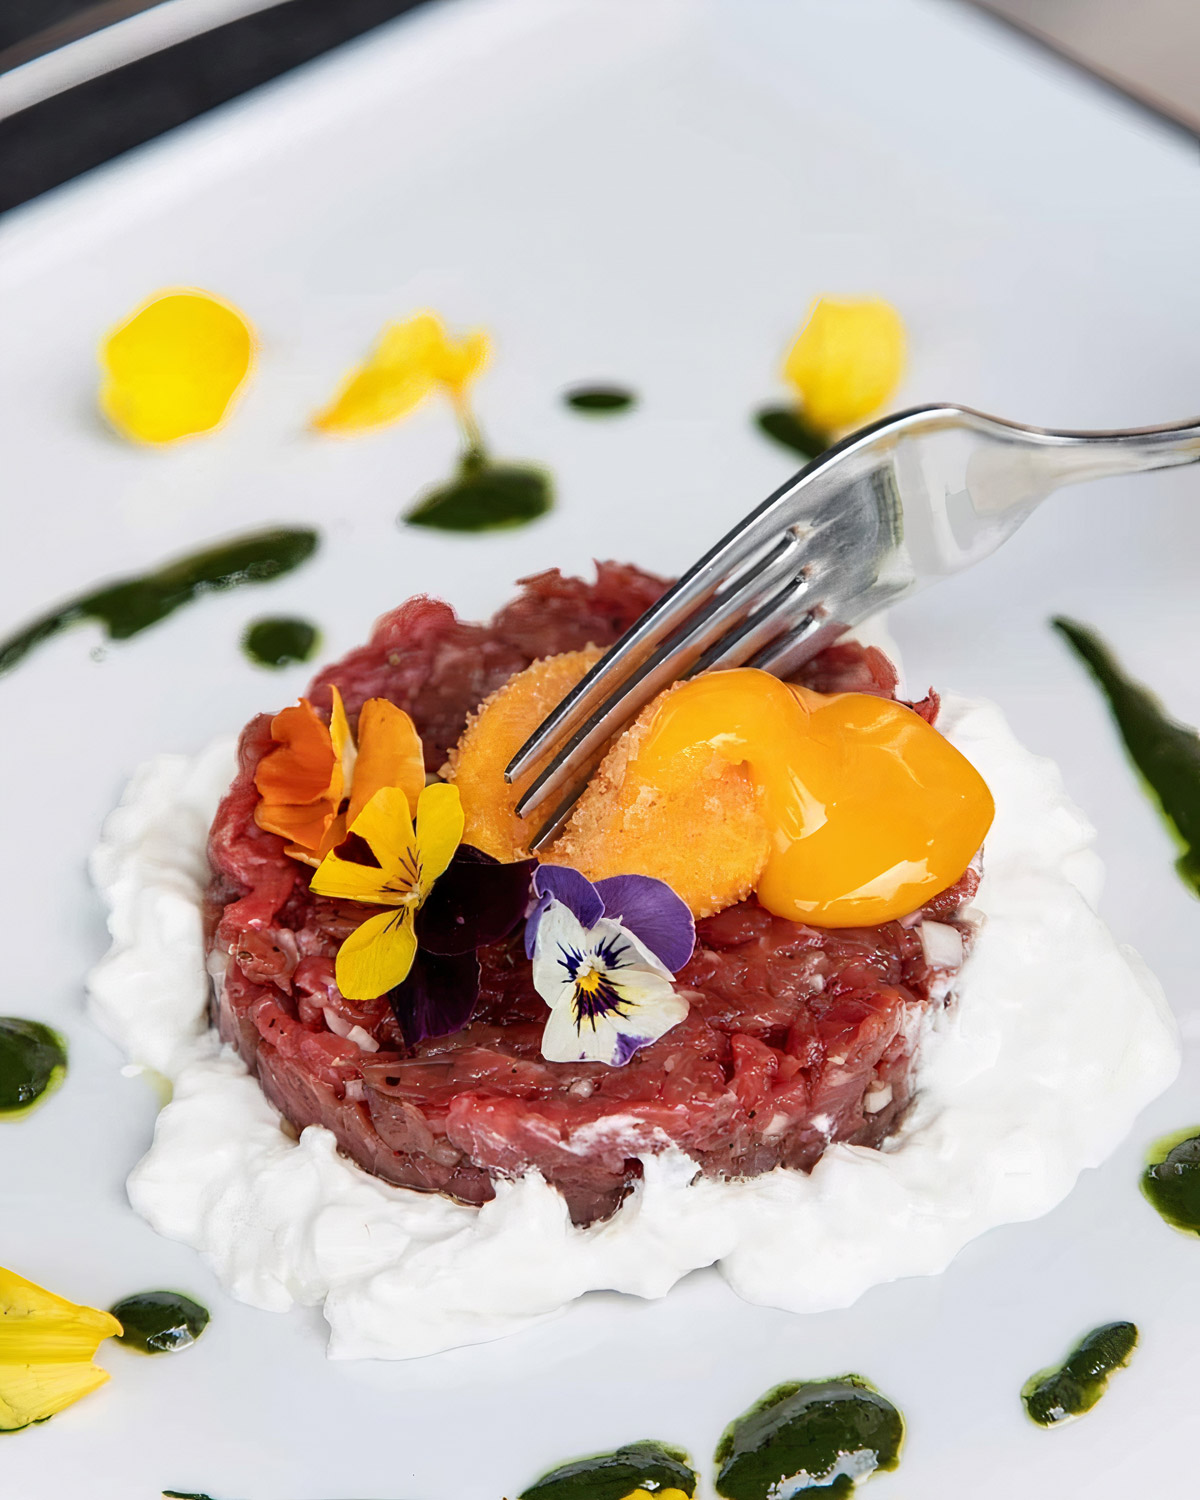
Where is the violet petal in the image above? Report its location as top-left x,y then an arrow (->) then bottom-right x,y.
525,865 -> 603,957
417,845 -> 535,956
388,949 -> 481,1046
594,873 -> 696,973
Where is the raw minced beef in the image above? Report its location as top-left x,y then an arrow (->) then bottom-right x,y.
206,562 -> 977,1225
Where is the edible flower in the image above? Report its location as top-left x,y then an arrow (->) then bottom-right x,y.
782,296 -> 905,432
309,783 -> 465,1001
311,310 -> 489,433
388,843 -> 536,1044
99,288 -> 256,444
525,867 -> 695,1066
0,1266 -> 121,1432
254,687 -> 425,865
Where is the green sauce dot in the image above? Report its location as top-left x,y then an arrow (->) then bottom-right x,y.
1142,1128 -> 1200,1234
110,1291 -> 210,1354
242,616 -> 320,669
564,385 -> 637,414
754,405 -> 830,460
0,1017 -> 67,1117
714,1377 -> 903,1500
519,1441 -> 696,1500
1021,1322 -> 1138,1427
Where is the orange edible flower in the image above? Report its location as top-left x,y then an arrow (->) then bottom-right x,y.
254,687 -> 425,865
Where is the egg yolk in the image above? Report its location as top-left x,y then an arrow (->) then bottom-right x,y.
631,668 -> 994,927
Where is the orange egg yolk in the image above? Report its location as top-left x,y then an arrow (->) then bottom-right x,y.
632,667 -> 994,927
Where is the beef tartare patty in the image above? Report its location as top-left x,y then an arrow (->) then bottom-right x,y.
207,563 -> 976,1225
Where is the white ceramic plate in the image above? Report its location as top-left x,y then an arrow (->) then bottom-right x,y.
2,2 -> 1200,1495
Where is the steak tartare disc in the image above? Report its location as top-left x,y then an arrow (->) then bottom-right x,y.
87,571 -> 1179,1359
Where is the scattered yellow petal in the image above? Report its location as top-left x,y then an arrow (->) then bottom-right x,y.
99,288 -> 255,445
424,327 -> 489,395
335,907 -> 418,999
0,1267 -> 120,1432
311,311 -> 489,433
782,296 -> 905,432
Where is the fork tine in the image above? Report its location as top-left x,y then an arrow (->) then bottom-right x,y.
686,572 -> 813,676
503,465 -> 821,786
513,530 -> 811,824
521,569 -> 821,850
516,533 -> 810,823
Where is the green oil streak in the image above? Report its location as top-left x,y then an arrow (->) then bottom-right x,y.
1142,1127 -> 1200,1233
1022,1322 -> 1138,1427
0,527 -> 319,676
754,405 -> 830,461
0,1018 -> 67,1117
1054,617 -> 1200,895
564,385 -> 637,414
110,1291 -> 210,1354
714,1377 -> 903,1499
519,1441 -> 697,1500
242,616 -> 320,669
404,450 -> 553,533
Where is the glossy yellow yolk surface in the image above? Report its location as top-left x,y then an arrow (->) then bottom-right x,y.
632,668 -> 994,927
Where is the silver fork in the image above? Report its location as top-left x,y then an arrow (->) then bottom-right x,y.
507,402 -> 1200,849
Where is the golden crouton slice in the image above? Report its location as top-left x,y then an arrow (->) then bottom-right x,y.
546,681 -> 770,918
448,648 -> 603,861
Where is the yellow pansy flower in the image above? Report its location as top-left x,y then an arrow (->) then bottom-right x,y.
782,296 -> 905,432
99,288 -> 256,445
311,311 -> 489,433
0,1266 -> 121,1431
310,782 -> 464,998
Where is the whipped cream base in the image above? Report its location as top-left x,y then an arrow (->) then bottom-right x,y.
87,696 -> 1180,1360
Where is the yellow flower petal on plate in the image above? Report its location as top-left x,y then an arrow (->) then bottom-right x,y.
310,311 -> 490,432
413,781 -> 464,895
0,1266 -> 121,1431
347,699 -> 426,826
0,1360 -> 111,1432
99,288 -> 255,445
310,312 -> 443,433
427,327 -> 489,394
334,906 -> 418,999
782,296 -> 905,431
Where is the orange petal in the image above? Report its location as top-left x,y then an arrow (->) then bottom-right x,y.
347,699 -> 426,826
256,799 -> 338,852
255,699 -> 339,806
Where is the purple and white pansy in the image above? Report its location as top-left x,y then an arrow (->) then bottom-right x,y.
524,866 -> 696,1067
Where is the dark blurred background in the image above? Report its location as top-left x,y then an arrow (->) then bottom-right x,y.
2,0 -> 1198,216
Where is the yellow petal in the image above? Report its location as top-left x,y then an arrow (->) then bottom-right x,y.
329,685 -> 355,795
0,1361 -> 110,1432
0,1267 -> 121,1350
308,848 -> 396,905
335,907 -> 418,999
310,784 -> 422,903
347,699 -> 426,826
0,1267 -> 120,1431
427,328 -> 489,394
413,781 -> 464,895
310,312 -> 446,433
349,784 -> 418,869
99,289 -> 255,445
782,296 -> 905,432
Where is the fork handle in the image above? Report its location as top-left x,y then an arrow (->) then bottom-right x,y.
959,408 -> 1200,492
